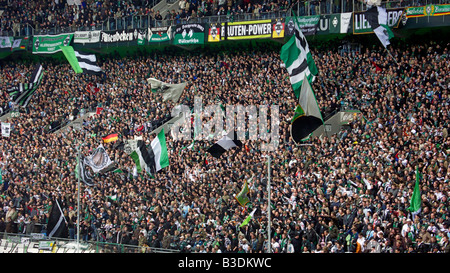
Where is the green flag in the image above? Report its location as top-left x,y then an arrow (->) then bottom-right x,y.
240,208 -> 257,227
125,129 -> 169,175
60,45 -> 83,73
408,167 -> 422,215
280,13 -> 318,98
234,179 -> 250,207
0,168 -> 3,185
108,194 -> 117,201
290,76 -> 323,143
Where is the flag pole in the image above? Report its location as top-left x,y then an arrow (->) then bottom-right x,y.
76,143 -> 81,253
385,47 -> 399,66
76,127 -> 88,253
267,155 -> 271,253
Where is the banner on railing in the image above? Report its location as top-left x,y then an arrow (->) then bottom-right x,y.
11,37 -> 29,51
210,18 -> 285,41
223,19 -> 273,40
148,26 -> 172,43
272,18 -> 285,39
74,31 -> 101,44
137,29 -> 148,45
208,23 -> 221,42
317,13 -> 352,34
353,8 -> 404,34
100,29 -> 140,43
32,33 -> 73,54
173,24 -> 205,45
285,15 -> 320,36
406,4 -> 450,18
0,37 -> 12,48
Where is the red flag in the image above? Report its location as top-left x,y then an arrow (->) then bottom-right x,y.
96,107 -> 104,115
245,145 -> 250,153
371,61 -> 382,73
87,82 -> 100,94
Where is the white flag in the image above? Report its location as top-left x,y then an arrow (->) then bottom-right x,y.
1,122 -> 11,137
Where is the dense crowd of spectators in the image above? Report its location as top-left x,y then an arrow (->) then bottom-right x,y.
0,0 -> 427,36
0,35 -> 449,253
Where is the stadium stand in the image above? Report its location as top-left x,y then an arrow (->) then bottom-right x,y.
0,0 -> 449,254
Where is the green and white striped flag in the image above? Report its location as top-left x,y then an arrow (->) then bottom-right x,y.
364,5 -> 394,48
60,45 -> 103,75
280,14 -> 318,98
150,128 -> 170,173
290,76 -> 323,143
107,194 -> 117,201
125,129 -> 169,175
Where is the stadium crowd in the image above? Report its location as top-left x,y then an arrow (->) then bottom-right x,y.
0,35 -> 450,253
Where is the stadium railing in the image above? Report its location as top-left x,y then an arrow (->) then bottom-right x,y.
6,0 -> 448,37
0,231 -> 180,253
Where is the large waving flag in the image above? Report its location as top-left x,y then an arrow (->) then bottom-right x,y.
206,131 -> 243,158
7,63 -> 44,107
84,144 -> 114,173
290,75 -> 323,143
280,15 -> 318,98
60,45 -> 103,75
75,155 -> 95,186
47,199 -> 68,238
148,128 -> 170,174
364,5 -> 394,48
124,129 -> 169,175
125,139 -> 152,174
147,78 -> 187,103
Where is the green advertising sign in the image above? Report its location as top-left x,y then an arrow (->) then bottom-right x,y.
32,33 -> 73,54
406,6 -> 427,17
406,4 -> 450,17
433,4 -> 450,16
173,24 -> 205,45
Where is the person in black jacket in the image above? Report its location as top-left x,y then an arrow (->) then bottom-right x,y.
149,233 -> 161,248
291,230 -> 303,253
303,223 -> 318,251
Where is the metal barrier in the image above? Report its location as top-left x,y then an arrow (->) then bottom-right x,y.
6,0 -> 450,37
0,232 -> 180,253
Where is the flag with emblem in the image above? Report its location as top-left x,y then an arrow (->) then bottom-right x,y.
84,144 -> 114,173
234,178 -> 251,207
364,5 -> 394,48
